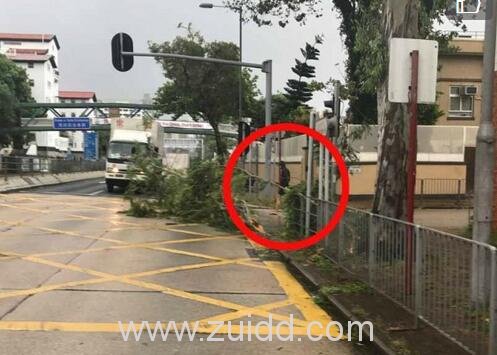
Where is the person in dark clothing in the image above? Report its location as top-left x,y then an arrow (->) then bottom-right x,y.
278,161 -> 291,195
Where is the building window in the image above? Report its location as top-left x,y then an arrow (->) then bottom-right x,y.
28,62 -> 34,68
448,86 -> 474,119
28,79 -> 34,87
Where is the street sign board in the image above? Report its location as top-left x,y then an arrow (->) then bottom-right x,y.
388,38 -> 439,104
157,120 -> 213,130
53,117 -> 91,130
84,131 -> 98,160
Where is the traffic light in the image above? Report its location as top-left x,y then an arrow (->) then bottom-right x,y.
324,97 -> 335,116
238,122 -> 251,143
111,33 -> 134,72
326,113 -> 340,138
324,83 -> 341,138
238,121 -> 252,157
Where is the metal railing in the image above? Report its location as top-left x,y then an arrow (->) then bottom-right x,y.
441,30 -> 485,39
417,178 -> 466,196
0,156 -> 105,176
296,195 -> 497,355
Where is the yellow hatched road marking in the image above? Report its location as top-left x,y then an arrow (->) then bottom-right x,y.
0,251 -> 306,327
0,320 -> 329,336
196,299 -> 292,325
0,196 -> 339,337
264,261 -> 333,326
1,219 -> 262,269
0,258 -> 254,300
31,236 -> 242,258
0,203 -> 49,214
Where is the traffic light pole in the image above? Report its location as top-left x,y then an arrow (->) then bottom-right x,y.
120,50 -> 273,183
331,81 -> 341,203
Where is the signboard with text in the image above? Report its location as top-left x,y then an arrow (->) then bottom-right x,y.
53,117 -> 91,130
84,131 -> 98,160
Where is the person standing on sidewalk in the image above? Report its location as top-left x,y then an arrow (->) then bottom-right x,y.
276,161 -> 291,209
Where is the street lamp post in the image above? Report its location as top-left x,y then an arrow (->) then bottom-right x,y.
200,3 -> 243,123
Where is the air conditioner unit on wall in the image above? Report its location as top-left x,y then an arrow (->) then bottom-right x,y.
465,86 -> 478,96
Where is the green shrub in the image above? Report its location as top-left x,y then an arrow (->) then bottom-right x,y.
125,153 -> 235,230
281,182 -> 306,237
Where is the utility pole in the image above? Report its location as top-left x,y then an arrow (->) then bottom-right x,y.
199,3 -> 243,122
238,8 -> 243,122
472,0 -> 497,304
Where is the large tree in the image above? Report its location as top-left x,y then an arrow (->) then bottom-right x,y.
0,54 -> 32,149
227,0 -> 454,219
150,25 -> 260,161
246,37 -> 324,128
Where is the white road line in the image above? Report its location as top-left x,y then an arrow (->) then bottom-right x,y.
88,190 -> 104,196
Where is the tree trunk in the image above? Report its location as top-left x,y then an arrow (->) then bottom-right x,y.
372,0 -> 419,220
210,120 -> 227,163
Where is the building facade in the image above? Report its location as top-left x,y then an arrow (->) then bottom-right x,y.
0,33 -> 67,156
0,33 -> 60,103
437,37 -> 483,126
58,91 -> 97,119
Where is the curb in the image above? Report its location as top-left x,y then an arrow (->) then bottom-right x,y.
0,171 -> 104,193
279,251 -> 397,355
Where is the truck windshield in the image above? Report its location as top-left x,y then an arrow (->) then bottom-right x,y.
107,142 -> 148,161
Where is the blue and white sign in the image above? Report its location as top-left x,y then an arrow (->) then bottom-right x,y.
53,117 -> 91,130
84,131 -> 99,160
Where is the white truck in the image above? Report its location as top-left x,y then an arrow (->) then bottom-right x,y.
105,118 -> 151,192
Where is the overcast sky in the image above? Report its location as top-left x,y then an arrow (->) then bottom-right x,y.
0,0 -> 348,110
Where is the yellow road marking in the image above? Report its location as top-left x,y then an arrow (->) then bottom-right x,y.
0,320 -> 329,336
11,224 -> 253,266
0,251 -> 304,327
0,195 -> 338,337
128,258 -> 253,279
0,203 -> 49,214
264,261 -> 334,328
196,299 -> 292,325
115,277 -> 309,327
0,258 -> 254,300
31,236 -> 241,258
0,277 -> 117,299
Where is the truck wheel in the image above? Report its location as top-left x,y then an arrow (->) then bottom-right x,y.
106,182 -> 114,193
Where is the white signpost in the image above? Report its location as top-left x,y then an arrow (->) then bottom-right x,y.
388,38 -> 439,296
388,38 -> 439,104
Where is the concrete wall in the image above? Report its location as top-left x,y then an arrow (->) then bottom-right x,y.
343,163 -> 467,196
245,160 -> 466,196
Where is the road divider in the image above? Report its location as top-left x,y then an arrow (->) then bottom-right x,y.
0,171 -> 104,193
